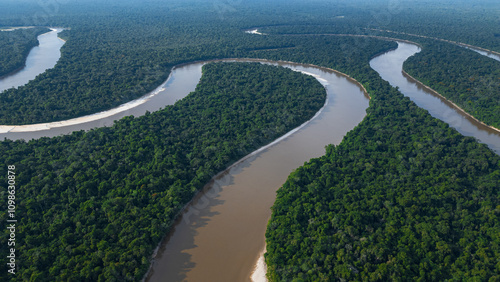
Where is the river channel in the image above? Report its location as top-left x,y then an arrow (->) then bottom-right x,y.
0,28 -> 65,93
147,42 -> 500,281
1,26 -> 499,281
370,42 -> 500,154
145,61 -> 370,282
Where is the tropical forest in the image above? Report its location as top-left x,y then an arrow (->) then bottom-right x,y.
0,0 -> 498,281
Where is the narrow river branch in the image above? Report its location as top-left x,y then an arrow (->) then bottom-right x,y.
0,28 -> 65,93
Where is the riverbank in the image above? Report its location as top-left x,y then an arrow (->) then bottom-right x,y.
0,28 -> 65,93
366,28 -> 500,58
146,27 -> 500,282
244,28 -> 266,35
144,60 -> 370,282
0,27 -> 51,80
251,246 -> 267,282
0,28 -> 67,81
0,84 -> 167,134
402,70 -> 500,134
0,26 -> 34,31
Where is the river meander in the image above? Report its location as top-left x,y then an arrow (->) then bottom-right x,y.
1,26 -> 499,281
145,61 -> 370,282
370,42 -> 500,154
147,41 -> 500,282
0,28 -> 65,93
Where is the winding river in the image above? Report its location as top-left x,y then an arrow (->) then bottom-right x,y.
1,26 -> 499,281
145,61 -> 370,282
463,46 -> 500,62
370,42 -> 500,154
146,41 -> 500,281
0,63 -> 203,140
0,28 -> 65,93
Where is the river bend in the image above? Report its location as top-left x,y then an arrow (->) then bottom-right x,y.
148,40 -> 500,282
370,42 -> 500,154
1,26 -> 499,281
146,61 -> 370,282
0,28 -> 65,93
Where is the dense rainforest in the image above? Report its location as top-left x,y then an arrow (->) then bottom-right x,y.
0,27 -> 50,78
224,22 -> 500,281
0,0 -> 498,281
0,1 -> 320,125
0,0 -> 497,125
256,23 -> 500,133
265,52 -> 500,281
403,40 -> 500,129
0,62 -> 326,280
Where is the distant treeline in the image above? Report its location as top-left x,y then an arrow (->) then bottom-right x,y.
258,23 -> 500,135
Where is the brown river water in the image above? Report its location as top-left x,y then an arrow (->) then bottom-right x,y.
370,42 -> 500,154
0,28 -> 65,93
1,28 -> 499,281
147,42 -> 500,282
145,61 -> 370,282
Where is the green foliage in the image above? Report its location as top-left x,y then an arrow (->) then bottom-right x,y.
0,1 -> 498,281
1,0 -> 496,126
0,62 -> 326,281
259,1 -> 500,53
404,40 -> 500,129
384,1 -> 500,53
265,60 -> 500,281
0,1 -> 334,125
0,27 -> 50,77
256,20 -> 500,133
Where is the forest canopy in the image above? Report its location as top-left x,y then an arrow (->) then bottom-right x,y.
264,45 -> 500,282
0,1 -> 498,281
0,27 -> 50,78
0,62 -> 326,281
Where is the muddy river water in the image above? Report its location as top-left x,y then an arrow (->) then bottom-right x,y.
1,28 -> 499,281
146,42 -> 500,282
